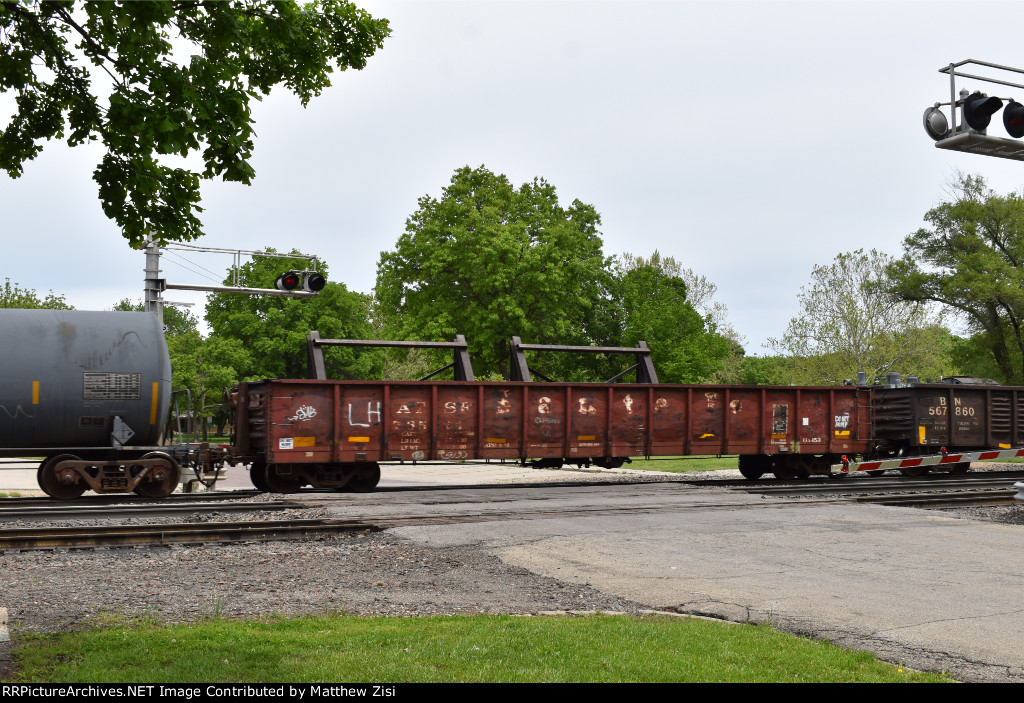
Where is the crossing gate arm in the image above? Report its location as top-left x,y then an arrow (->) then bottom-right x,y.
833,446 -> 1024,474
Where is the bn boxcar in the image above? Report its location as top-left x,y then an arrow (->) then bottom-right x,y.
869,381 -> 1024,475
230,379 -> 872,491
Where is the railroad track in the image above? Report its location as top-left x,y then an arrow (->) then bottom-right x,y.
0,490 -> 262,508
737,474 -> 1023,508
0,497 -> 839,551
0,498 -> 297,522
0,518 -> 373,551
3,471 -> 1020,550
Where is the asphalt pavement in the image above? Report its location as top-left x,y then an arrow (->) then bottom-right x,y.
4,459 -> 1023,681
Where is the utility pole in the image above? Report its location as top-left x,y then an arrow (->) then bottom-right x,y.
143,241 -> 165,321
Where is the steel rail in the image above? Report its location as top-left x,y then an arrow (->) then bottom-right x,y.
0,519 -> 370,551
855,490 -> 1018,508
0,499 -> 294,522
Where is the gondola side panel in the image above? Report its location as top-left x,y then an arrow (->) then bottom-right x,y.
264,381 -> 334,464
566,386 -> 609,460
525,386 -> 567,458
481,386 -> 523,459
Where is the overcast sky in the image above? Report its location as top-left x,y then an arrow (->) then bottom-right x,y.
3,0 -> 1024,354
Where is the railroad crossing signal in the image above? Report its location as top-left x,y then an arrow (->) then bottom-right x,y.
924,60 -> 1024,162
275,270 -> 327,292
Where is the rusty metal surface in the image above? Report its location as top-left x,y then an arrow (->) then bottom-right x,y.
238,380 -> 872,464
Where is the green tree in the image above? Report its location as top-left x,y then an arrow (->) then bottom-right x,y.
889,174 -> 1024,384
609,252 -> 733,383
0,1 -> 389,246
205,251 -> 381,381
113,298 -> 240,438
376,165 -> 611,379
0,278 -> 72,308
711,353 -> 791,385
112,297 -> 196,335
769,249 -> 951,384
165,330 -> 250,440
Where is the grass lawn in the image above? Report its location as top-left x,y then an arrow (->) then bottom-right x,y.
624,455 -> 739,473
6,613 -> 950,683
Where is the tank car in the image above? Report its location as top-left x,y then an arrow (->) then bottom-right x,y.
0,309 -> 183,498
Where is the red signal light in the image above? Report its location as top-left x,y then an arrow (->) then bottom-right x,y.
1005,100 -> 1024,138
275,272 -> 302,291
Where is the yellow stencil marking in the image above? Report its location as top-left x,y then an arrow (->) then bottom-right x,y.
294,437 -> 316,447
32,381 -> 39,405
348,436 -> 370,443
486,438 -> 507,444
834,430 -> 850,437
918,426 -> 926,444
150,382 -> 159,424
577,435 -> 596,441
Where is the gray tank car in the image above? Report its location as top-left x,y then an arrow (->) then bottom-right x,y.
0,309 -> 180,498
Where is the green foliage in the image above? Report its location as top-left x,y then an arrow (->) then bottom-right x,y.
947,332 -> 1010,383
112,297 -> 196,335
205,250 -> 381,381
9,614 -> 949,683
609,252 -> 733,382
889,174 -> 1024,384
0,1 -> 390,246
166,331 -> 250,439
712,354 -> 791,385
112,298 -> 235,438
376,165 -> 611,379
0,278 -> 72,309
769,249 -> 952,385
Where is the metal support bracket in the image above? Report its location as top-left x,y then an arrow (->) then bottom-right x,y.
508,336 -> 659,383
306,333 -> 475,381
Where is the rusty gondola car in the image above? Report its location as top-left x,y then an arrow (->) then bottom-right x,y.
226,334 -> 874,491
228,378 -> 876,490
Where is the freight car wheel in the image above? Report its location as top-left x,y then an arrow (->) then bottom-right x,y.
249,460 -> 270,492
772,466 -> 796,480
263,464 -> 304,494
792,457 -> 812,480
38,455 -> 87,500
771,457 -> 798,480
347,463 -> 381,493
132,452 -> 180,498
738,455 -> 767,480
